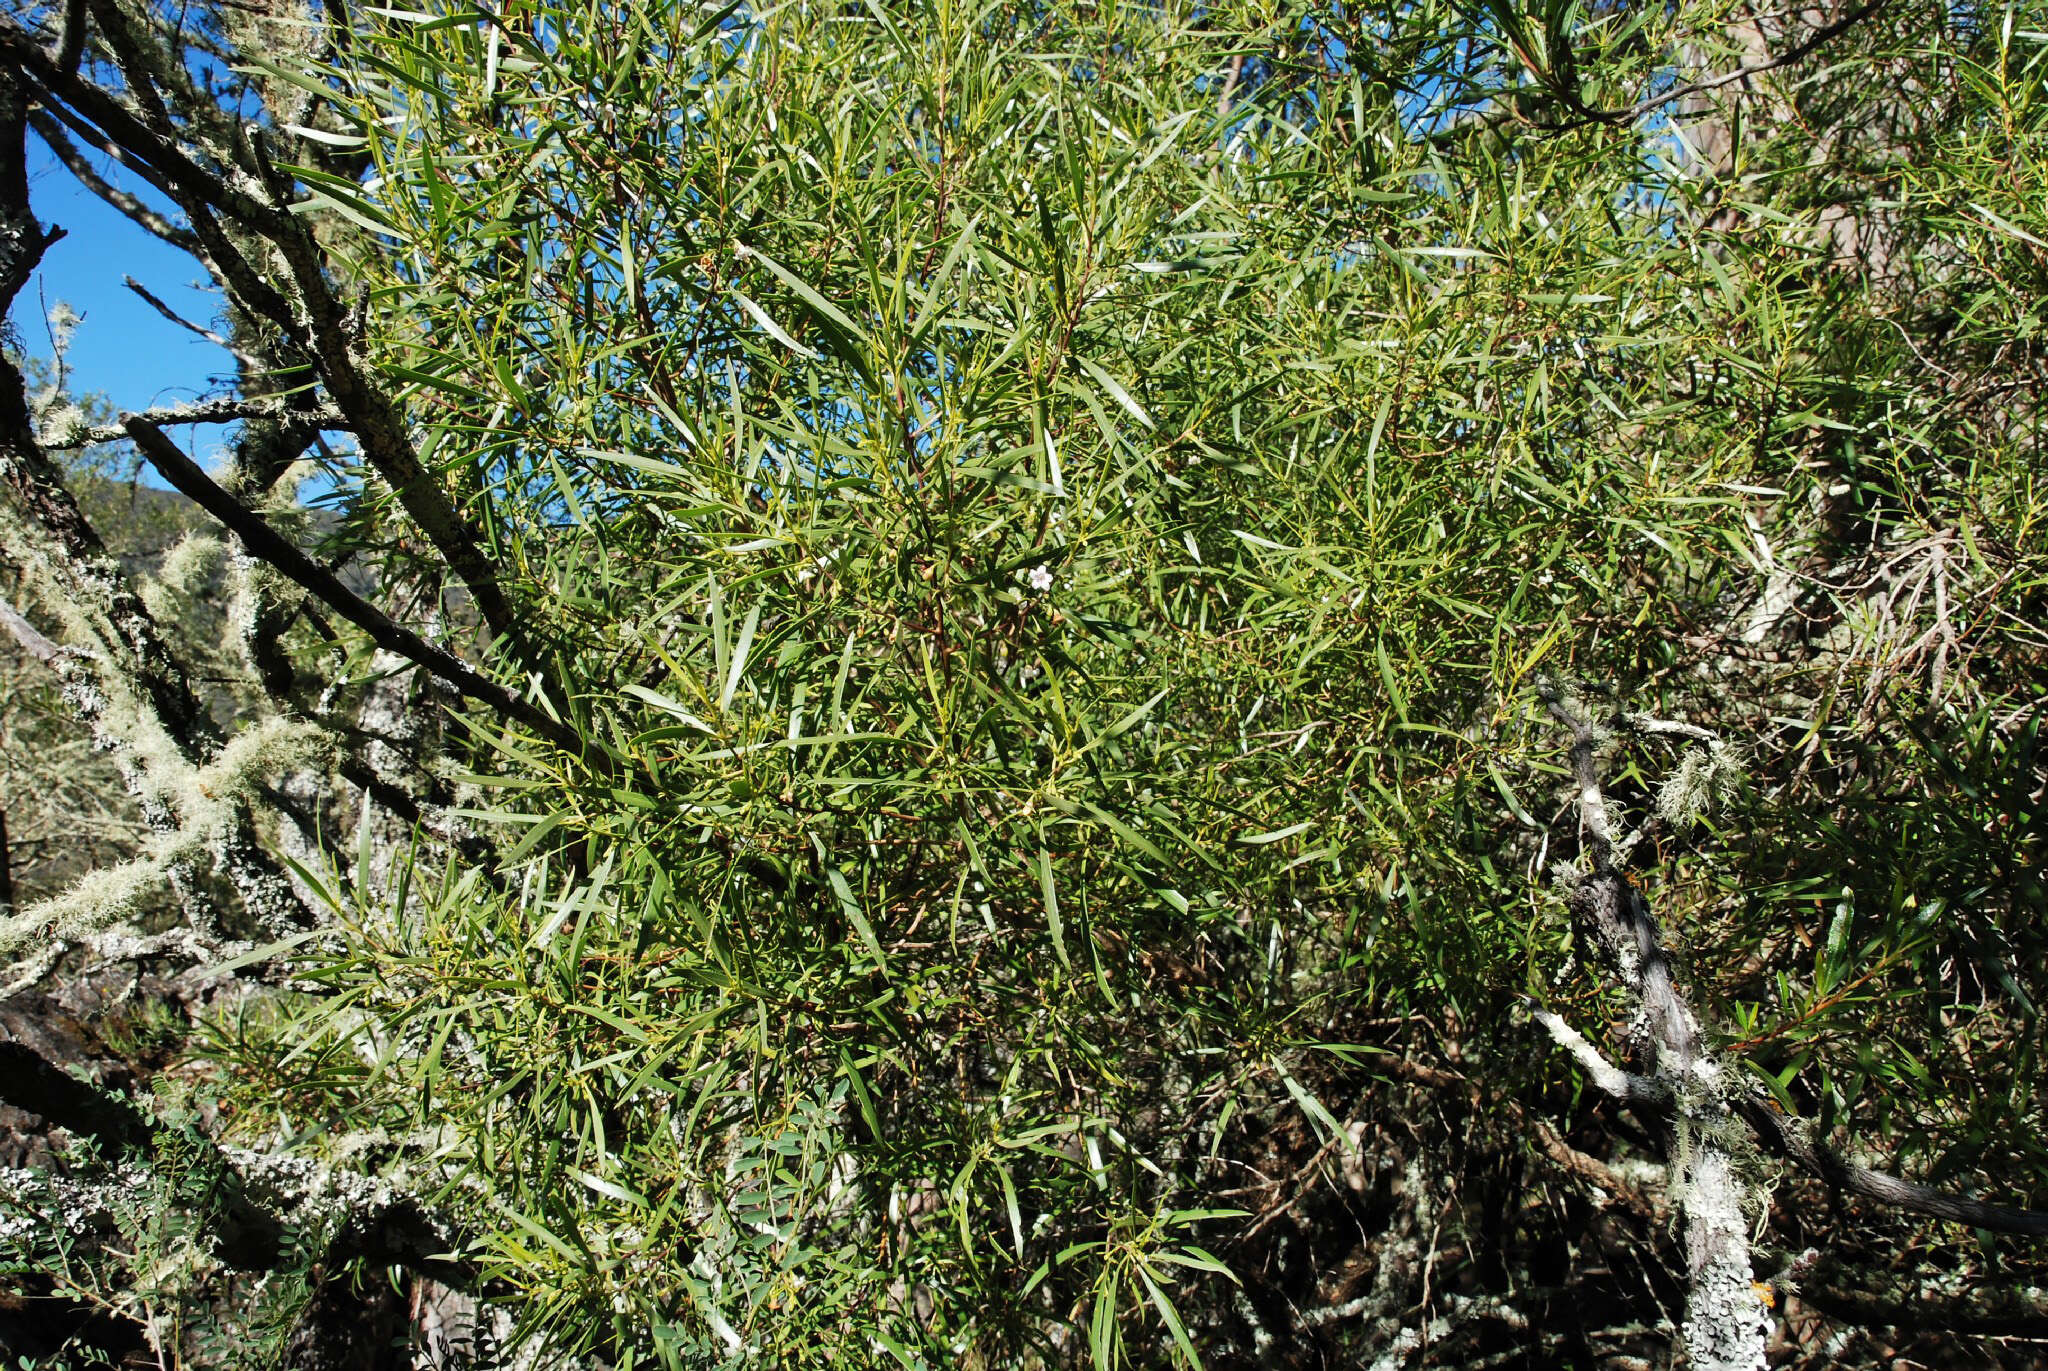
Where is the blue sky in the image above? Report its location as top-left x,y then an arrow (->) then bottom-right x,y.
12,143 -> 238,477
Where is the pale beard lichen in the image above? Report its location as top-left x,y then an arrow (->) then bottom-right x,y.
143,715 -> 328,838
0,857 -> 167,956
142,532 -> 227,623
34,401 -> 91,450
225,546 -> 275,649
0,717 -> 330,960
1656,742 -> 1742,829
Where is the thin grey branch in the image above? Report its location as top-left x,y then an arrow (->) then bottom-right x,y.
0,597 -> 74,663
1534,1009 -> 1666,1103
121,274 -> 240,353
1537,678 -> 1618,874
69,396 -> 340,449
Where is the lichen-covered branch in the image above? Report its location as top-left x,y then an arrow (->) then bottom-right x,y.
1532,678 -> 2048,1367
0,73 -> 310,946
2,4 -> 536,664
1534,681 -> 1769,1371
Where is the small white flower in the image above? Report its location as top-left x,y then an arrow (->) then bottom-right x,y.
1027,565 -> 1054,594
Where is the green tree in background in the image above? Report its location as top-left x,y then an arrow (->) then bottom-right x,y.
0,0 -> 2044,1367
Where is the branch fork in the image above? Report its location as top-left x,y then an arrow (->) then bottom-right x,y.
1528,679 -> 2048,1366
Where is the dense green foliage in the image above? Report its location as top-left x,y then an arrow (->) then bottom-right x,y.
2,0 -> 2045,1365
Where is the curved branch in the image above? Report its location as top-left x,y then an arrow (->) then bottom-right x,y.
1614,1 -> 1887,125
1737,1098 -> 2048,1239
25,106 -> 196,251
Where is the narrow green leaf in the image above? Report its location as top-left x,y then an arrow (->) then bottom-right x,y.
1075,354 -> 1155,429
1037,848 -> 1071,970
826,866 -> 887,967
730,288 -> 819,358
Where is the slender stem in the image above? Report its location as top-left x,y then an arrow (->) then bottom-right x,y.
0,806 -> 16,913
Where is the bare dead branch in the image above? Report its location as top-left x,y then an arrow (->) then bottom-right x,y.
121,273 -> 239,349
1625,714 -> 1720,746
1533,1009 -> 1665,1104
1531,1118 -> 1662,1223
68,395 -> 341,449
